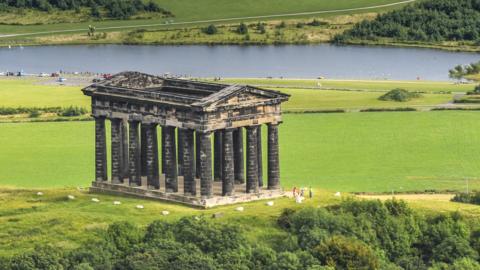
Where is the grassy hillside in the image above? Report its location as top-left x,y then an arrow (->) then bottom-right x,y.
2,112 -> 480,192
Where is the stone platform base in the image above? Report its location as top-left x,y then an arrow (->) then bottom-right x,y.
90,175 -> 285,208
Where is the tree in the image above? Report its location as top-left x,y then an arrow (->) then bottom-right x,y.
236,22 -> 248,34
90,4 -> 100,18
203,24 -> 218,35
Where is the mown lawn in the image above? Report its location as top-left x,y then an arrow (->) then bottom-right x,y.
221,78 -> 476,93
2,112 -> 480,192
0,78 -> 89,108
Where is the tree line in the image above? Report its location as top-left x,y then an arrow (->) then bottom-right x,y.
1,199 -> 479,269
334,0 -> 480,44
0,0 -> 172,19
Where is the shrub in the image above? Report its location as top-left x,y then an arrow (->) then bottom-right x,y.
378,88 -> 422,102
312,235 -> 379,269
236,22 -> 248,34
202,24 -> 218,35
59,106 -> 88,117
28,110 -> 41,118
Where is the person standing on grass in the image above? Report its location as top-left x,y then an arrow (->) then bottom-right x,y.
300,187 -> 305,198
309,187 -> 313,199
293,187 -> 297,198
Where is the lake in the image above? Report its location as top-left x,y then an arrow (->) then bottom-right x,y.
1,44 -> 479,80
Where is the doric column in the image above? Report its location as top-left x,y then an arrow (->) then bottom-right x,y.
164,126 -> 178,192
94,116 -> 108,182
214,131 -> 223,181
121,120 -> 129,180
177,129 -> 184,176
268,123 -> 281,190
257,126 -> 263,187
140,124 -> 148,177
161,127 -> 166,174
199,131 -> 213,198
111,118 -> 122,184
222,129 -> 235,196
128,120 -> 141,186
246,126 -> 259,193
181,129 -> 196,196
233,128 -> 245,184
195,131 -> 201,179
146,123 -> 160,189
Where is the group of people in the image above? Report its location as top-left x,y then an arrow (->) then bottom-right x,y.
292,186 -> 313,203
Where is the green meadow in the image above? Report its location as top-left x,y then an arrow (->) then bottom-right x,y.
2,112 -> 480,192
0,0 -> 407,35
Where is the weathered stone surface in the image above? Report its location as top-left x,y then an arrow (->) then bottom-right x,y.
140,124 -> 148,177
213,131 -> 223,181
268,123 -> 280,190
111,118 -> 122,183
164,126 -> 178,192
177,129 -> 184,176
233,128 -> 245,184
199,131 -> 213,198
222,129 -> 235,196
84,72 -> 290,207
95,116 -> 108,182
257,126 -> 263,187
181,129 -> 196,196
146,123 -> 160,189
246,126 -> 259,193
128,120 -> 141,186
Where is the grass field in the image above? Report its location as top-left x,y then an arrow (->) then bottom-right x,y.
0,0 -> 408,35
1,78 -> 471,115
2,112 -> 480,192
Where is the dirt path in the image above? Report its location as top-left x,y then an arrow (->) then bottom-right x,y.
0,0 -> 416,38
357,193 -> 455,202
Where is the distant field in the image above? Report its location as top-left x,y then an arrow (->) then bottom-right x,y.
0,78 -> 466,113
221,78 -> 476,93
0,0 -> 408,35
0,78 -> 89,108
2,112 -> 480,192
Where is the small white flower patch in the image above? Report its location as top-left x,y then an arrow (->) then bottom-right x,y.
161,210 -> 169,215
91,198 -> 100,203
36,192 -> 43,196
136,205 -> 144,209
235,206 -> 244,212
67,195 -> 75,200
334,192 -> 341,197
266,201 -> 274,206
113,201 -> 121,205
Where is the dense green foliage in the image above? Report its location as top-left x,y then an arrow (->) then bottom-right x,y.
378,88 -> 421,102
202,24 -> 218,35
334,0 -> 480,43
449,60 -> 480,80
1,200 -> 479,269
0,106 -> 88,117
452,191 -> 480,205
0,0 -> 171,19
278,199 -> 480,269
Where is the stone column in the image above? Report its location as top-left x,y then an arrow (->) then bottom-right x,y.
121,120 -> 129,180
164,126 -> 178,192
213,131 -> 223,181
128,120 -> 141,186
246,126 -> 259,193
195,131 -> 201,179
177,129 -> 184,176
140,124 -> 148,177
199,131 -> 213,198
222,129 -> 235,196
257,126 -> 263,187
161,127 -> 166,174
268,123 -> 281,190
111,118 -> 122,184
181,129 -> 196,196
233,128 -> 245,184
94,116 -> 108,182
146,123 -> 160,189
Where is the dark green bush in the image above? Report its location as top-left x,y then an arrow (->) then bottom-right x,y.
202,24 -> 218,35
378,88 -> 422,102
236,22 -> 248,34
59,106 -> 88,116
